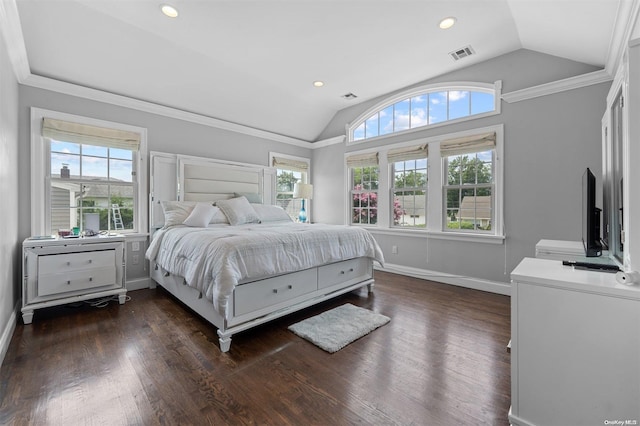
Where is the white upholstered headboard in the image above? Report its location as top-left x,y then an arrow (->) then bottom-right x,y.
149,152 -> 276,230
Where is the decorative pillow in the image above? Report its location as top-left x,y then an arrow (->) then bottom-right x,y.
161,201 -> 196,228
216,196 -> 261,226
252,204 -> 292,223
234,192 -> 262,204
209,207 -> 229,224
183,202 -> 217,227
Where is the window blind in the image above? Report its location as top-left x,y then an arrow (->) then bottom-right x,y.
346,152 -> 379,168
387,144 -> 428,163
42,118 -> 141,151
440,132 -> 495,157
271,156 -> 309,173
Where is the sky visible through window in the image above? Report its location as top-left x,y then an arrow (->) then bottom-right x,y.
50,140 -> 133,182
354,90 -> 495,141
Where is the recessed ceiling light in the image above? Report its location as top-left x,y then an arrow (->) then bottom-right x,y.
161,4 -> 179,18
313,81 -> 324,87
439,17 -> 456,29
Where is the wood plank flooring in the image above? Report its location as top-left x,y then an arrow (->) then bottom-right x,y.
0,271 -> 511,425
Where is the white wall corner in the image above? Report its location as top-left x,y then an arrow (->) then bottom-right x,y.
0,301 -> 19,367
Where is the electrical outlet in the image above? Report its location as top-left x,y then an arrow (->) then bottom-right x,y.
392,245 -> 398,254
132,254 -> 139,264
131,241 -> 140,252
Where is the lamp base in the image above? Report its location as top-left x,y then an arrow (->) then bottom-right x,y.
298,199 -> 307,223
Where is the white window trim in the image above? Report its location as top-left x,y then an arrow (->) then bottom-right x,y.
345,124 -> 504,244
346,81 -> 502,145
269,152 -> 311,183
30,107 -> 148,236
269,151 -> 311,221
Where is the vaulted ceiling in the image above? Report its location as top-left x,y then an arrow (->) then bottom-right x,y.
6,0 -> 638,141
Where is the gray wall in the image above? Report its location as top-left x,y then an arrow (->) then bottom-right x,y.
0,26 -> 20,360
312,49 -> 610,284
17,86 -> 312,282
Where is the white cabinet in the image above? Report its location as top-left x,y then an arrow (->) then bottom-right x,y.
22,236 -> 127,324
509,257 -> 640,426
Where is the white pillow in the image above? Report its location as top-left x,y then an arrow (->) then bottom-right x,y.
161,201 -> 196,228
234,192 -> 262,204
216,196 -> 261,226
183,202 -> 217,227
252,204 -> 292,223
209,207 -> 230,224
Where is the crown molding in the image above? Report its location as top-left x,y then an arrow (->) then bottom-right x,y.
501,69 -> 613,104
0,0 -> 30,82
310,135 -> 345,149
605,0 -> 640,74
22,74 -> 314,148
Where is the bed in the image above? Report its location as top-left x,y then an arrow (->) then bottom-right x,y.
145,152 -> 384,352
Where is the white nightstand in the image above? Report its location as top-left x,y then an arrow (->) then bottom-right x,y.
22,235 -> 127,324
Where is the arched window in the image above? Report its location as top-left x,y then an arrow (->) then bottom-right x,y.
348,81 -> 501,143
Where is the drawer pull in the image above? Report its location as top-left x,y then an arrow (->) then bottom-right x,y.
273,285 -> 293,294
89,277 -> 93,282
66,280 -> 71,285
340,268 -> 355,275
67,262 -> 71,266
88,259 -> 92,264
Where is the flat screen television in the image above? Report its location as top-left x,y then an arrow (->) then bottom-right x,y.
582,167 -> 602,257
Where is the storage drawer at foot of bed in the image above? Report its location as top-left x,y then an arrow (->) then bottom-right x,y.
318,258 -> 372,290
234,268 -> 317,316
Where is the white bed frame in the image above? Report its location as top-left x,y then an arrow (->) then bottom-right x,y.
148,152 -> 375,352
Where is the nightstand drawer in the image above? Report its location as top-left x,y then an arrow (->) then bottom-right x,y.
38,250 -> 115,274
38,266 -> 116,296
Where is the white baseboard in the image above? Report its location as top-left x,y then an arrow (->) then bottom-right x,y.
0,302 -> 19,367
126,277 -> 152,291
375,262 -> 511,296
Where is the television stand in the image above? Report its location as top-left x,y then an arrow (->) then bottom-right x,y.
509,257 -> 640,425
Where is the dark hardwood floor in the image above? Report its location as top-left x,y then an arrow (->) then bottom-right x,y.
0,271 -> 511,425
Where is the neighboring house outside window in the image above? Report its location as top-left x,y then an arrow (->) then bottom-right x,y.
270,153 -> 310,222
348,81 -> 501,144
442,132 -> 495,232
30,108 -> 147,237
389,144 -> 428,228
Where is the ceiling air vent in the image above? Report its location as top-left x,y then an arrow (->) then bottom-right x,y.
449,45 -> 475,61
342,93 -> 358,100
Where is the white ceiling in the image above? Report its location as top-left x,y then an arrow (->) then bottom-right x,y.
11,0 -> 632,141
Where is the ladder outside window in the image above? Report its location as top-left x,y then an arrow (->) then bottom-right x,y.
112,204 -> 124,230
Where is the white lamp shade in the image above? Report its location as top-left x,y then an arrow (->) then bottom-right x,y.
293,183 -> 313,199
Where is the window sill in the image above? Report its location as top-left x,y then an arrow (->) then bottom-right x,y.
363,227 -> 505,244
122,232 -> 149,240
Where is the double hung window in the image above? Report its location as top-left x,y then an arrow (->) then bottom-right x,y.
347,153 -> 379,225
389,145 -> 428,228
442,133 -> 495,232
31,108 -> 147,236
345,126 -> 502,240
271,154 -> 310,221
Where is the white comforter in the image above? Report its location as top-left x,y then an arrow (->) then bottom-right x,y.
146,223 -> 384,317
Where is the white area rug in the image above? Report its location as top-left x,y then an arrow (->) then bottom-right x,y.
288,303 -> 390,353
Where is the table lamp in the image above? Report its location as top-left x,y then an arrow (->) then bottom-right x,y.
293,183 -> 313,223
